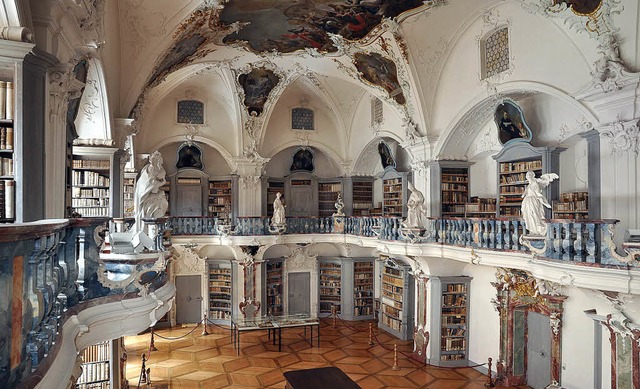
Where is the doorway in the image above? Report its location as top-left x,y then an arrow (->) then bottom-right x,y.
527,311 -> 551,389
175,275 -> 202,324
176,184 -> 202,216
288,272 -> 310,314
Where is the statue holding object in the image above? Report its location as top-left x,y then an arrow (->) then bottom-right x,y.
521,171 -> 559,236
133,150 -> 168,234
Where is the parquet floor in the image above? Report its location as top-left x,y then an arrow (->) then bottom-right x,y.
124,319 -> 530,388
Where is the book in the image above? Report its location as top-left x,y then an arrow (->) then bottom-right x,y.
6,81 -> 14,120
5,127 -> 12,150
0,81 -> 6,119
5,179 -> 14,219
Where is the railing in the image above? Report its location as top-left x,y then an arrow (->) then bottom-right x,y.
169,215 -> 638,266
0,218 -> 172,388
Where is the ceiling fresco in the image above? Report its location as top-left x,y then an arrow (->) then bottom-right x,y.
354,52 -> 405,105
238,68 -> 281,116
553,0 -> 602,15
219,0 -> 424,53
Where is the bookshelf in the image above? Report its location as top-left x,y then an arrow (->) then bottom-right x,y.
493,143 -> 564,218
465,197 -> 496,218
208,179 -> 232,220
441,167 -> 469,217
208,261 -> 233,323
318,181 -> 342,217
379,259 -> 414,340
71,151 -> 113,217
430,276 -> 472,367
319,260 -> 342,317
266,179 -> 284,217
123,173 -> 135,218
353,260 -> 374,319
0,124 -> 14,222
381,170 -> 408,218
264,259 -> 284,316
76,340 -> 110,389
553,191 -> 588,220
352,179 -> 373,216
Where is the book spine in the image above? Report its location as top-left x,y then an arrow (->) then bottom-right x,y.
5,179 -> 14,219
0,180 -> 4,219
5,81 -> 13,120
0,127 -> 5,149
0,81 -> 6,120
5,127 -> 12,150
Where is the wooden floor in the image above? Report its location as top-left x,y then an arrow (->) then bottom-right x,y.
124,319 -> 530,389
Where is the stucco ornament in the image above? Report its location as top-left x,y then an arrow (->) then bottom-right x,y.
286,246 -> 317,272
601,117 -> 640,156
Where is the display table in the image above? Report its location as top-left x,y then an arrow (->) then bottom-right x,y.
230,313 -> 320,354
284,367 -> 361,389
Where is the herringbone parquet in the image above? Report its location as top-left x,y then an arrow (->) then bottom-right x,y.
124,319 -> 530,389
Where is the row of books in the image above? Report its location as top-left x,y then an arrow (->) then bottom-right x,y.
500,173 -> 527,185
465,203 -> 496,213
441,183 -> 467,191
318,183 -> 342,192
0,157 -> 12,176
442,192 -> 467,203
72,187 -> 109,198
209,181 -> 231,188
560,191 -> 588,202
72,198 -> 109,207
72,171 -> 110,187
553,200 -> 588,212
0,81 -> 14,120
446,283 -> 468,293
72,207 -> 109,217
73,159 -> 110,169
0,127 -> 13,149
499,160 -> 542,173
440,337 -> 466,351
0,180 -> 14,220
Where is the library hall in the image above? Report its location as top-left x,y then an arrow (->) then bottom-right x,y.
2,1 -> 640,388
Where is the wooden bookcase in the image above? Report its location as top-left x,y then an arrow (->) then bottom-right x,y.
381,169 -> 408,218
319,260 -> 342,317
430,276 -> 472,367
352,179 -> 373,216
208,179 -> 232,220
464,197 -> 496,218
353,260 -> 374,319
553,191 -> 588,220
441,167 -> 469,217
318,181 -> 342,217
76,340 -> 110,389
71,147 -> 120,218
0,122 -> 14,222
123,173 -> 135,218
264,259 -> 284,316
493,143 -> 564,218
208,261 -> 233,323
265,179 -> 284,217
379,259 -> 414,340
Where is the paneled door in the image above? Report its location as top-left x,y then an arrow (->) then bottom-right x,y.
527,311 -> 551,389
176,184 -> 202,216
288,272 -> 310,315
176,275 -> 202,324
289,185 -> 313,217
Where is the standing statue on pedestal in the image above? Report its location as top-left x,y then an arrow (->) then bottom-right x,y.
271,192 -> 286,226
133,151 -> 168,233
402,182 -> 426,229
521,171 -> 559,236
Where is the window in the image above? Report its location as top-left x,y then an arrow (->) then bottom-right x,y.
177,100 -> 204,124
291,107 -> 314,130
482,27 -> 510,79
371,98 -> 383,126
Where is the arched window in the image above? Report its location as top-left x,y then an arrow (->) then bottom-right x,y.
482,27 -> 510,79
177,100 -> 204,124
291,107 -> 314,130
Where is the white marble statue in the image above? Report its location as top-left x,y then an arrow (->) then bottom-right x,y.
333,193 -> 345,217
402,181 -> 426,229
271,192 -> 286,225
133,151 -> 168,233
521,171 -> 559,236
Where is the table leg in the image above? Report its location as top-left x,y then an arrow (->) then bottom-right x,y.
237,330 -> 241,355
317,323 -> 320,347
273,328 -> 276,345
278,328 -> 282,352
310,326 -> 313,346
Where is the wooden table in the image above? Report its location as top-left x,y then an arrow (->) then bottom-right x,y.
230,313 -> 320,355
284,367 -> 361,389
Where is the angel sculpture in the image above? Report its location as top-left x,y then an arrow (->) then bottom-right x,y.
521,171 -> 559,236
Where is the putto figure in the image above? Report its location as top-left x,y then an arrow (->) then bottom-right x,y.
521,171 -> 559,236
133,151 -> 168,233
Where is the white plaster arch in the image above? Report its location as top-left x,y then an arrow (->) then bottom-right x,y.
352,133 -> 408,175
262,140 -> 348,177
435,80 -> 599,158
74,57 -> 113,141
147,135 -> 236,172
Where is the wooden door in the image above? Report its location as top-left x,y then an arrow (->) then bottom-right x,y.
288,272 -> 310,314
177,185 -> 202,216
289,185 -> 313,216
527,311 -> 551,389
175,275 -> 202,324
